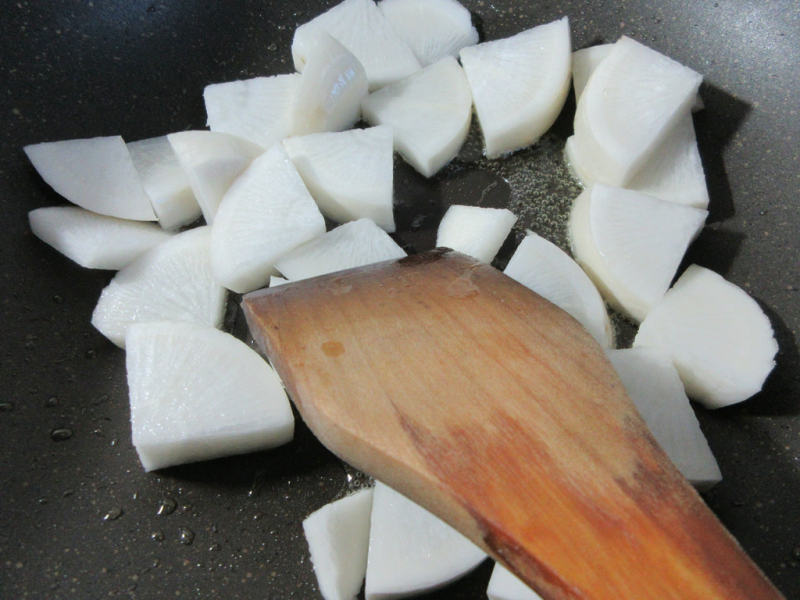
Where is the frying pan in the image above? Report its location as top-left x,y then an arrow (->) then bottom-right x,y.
1,1 -> 798,598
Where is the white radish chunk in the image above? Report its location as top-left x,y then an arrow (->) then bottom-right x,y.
91,226 -> 226,348
626,113 -> 709,210
270,275 -> 289,287
634,265 -> 778,408
571,36 -> 702,186
459,18 -> 571,158
504,231 -> 613,347
29,206 -> 173,270
275,218 -> 406,281
568,184 -> 707,322
607,348 -> 722,489
291,33 -> 369,135
365,482 -> 486,599
210,144 -> 325,293
128,136 -> 201,229
572,43 -> 703,112
292,0 -> 421,91
204,74 -> 300,148
361,56 -> 472,177
571,44 -> 613,101
283,126 -> 395,231
24,136 -> 156,221
487,564 -> 543,600
167,130 -> 264,224
378,0 -> 478,67
303,488 -> 374,600
436,204 -> 516,263
126,321 -> 294,472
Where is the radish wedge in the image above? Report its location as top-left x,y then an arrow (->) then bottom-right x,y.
436,204 -> 516,263
378,0 -> 479,67
568,184 -> 707,322
292,0 -> 420,91
487,564 -> 543,600
504,231 -> 613,347
365,482 -> 486,599
291,33 -> 369,135
283,126 -> 395,231
571,36 -> 702,186
210,144 -> 325,293
361,56 -> 472,177
167,130 -> 264,224
126,321 -> 293,472
275,218 -> 406,281
566,113 -> 709,210
128,136 -> 201,229
24,136 -> 156,221
571,44 -> 612,101
303,488 -> 374,600
203,74 -> 300,148
91,226 -> 226,348
269,275 -> 289,287
634,265 -> 778,408
626,113 -> 709,209
29,206 -> 173,270
607,348 -> 722,490
459,18 -> 571,158
572,43 -> 703,112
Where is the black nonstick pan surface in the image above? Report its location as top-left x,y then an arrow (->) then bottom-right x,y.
1,1 -> 798,598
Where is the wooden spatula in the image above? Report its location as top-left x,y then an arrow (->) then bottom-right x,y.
242,249 -> 782,600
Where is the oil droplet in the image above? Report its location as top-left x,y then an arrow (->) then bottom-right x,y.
103,507 -> 123,521
179,527 -> 195,545
156,497 -> 177,516
85,349 -> 97,359
208,543 -> 221,552
52,294 -> 64,304
45,396 -> 58,408
109,438 -> 118,447
50,427 -> 73,441
37,497 -> 48,505
321,341 -> 345,357
150,530 -> 165,542
0,402 -> 13,412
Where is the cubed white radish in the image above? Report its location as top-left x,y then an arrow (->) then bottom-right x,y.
126,321 -> 294,471
634,265 -> 778,408
365,482 -> 486,599
29,206 -> 173,270
504,231 -> 613,348
571,36 -> 702,186
361,56 -> 472,177
291,33 -> 369,135
378,0 -> 478,67
459,18 -> 571,158
127,136 -> 201,229
625,113 -> 709,210
167,130 -> 264,224
568,184 -> 707,322
210,144 -> 326,293
283,126 -> 395,231
572,43 -> 703,112
292,0 -> 420,91
91,226 -> 226,348
204,74 -> 300,148
571,44 -> 613,101
436,204 -> 516,263
566,114 -> 709,211
607,348 -> 722,489
275,218 -> 406,280
487,564 -> 543,600
24,136 -> 156,221
303,488 -> 374,600
270,275 -> 289,287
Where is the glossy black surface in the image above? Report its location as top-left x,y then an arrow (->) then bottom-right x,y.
1,1 -> 798,598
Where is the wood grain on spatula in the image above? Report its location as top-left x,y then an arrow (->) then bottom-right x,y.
242,249 -> 782,600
